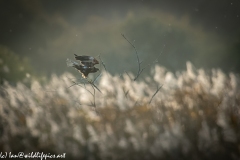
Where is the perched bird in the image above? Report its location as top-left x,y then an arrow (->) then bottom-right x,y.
66,58 -> 99,78
74,54 -> 99,67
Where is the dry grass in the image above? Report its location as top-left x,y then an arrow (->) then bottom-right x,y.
0,62 -> 239,160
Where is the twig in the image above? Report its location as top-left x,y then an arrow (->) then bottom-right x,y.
67,77 -> 80,88
98,55 -> 107,72
87,78 -> 102,93
67,76 -> 100,112
122,33 -> 166,81
67,76 -> 101,94
93,72 -> 102,83
89,82 -> 101,115
135,44 -> 166,77
90,84 -> 96,108
124,70 -> 132,80
66,77 -> 94,96
149,85 -> 163,104
153,44 -> 166,65
122,34 -> 143,81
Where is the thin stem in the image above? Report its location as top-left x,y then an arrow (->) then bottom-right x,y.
98,55 -> 107,72
122,34 -> 166,81
122,34 -> 142,81
149,85 -> 163,104
124,70 -> 132,80
66,77 -> 94,96
93,72 -> 102,83
87,78 -> 102,93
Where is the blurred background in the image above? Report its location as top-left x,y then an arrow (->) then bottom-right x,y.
0,0 -> 240,82
1,1 -> 240,159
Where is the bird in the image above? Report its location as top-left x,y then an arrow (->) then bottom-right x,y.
74,54 -> 99,67
66,58 -> 99,78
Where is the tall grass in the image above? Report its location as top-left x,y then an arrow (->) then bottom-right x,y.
0,62 -> 239,160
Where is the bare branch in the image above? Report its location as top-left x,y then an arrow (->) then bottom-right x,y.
124,70 -> 133,80
98,55 -> 107,72
93,72 -> 102,83
66,77 -> 95,96
66,77 -> 81,89
67,76 -> 100,112
121,33 -> 136,49
149,85 -> 163,104
121,34 -> 142,81
122,34 -> 166,82
135,44 -> 166,78
90,84 -> 96,108
87,78 -> 102,93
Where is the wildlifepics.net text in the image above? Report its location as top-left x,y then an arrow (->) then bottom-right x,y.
0,152 -> 66,160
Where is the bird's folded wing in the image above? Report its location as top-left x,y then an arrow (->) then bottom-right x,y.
80,61 -> 95,67
74,54 -> 93,61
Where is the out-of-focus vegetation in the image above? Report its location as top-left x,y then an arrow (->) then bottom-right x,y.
0,62 -> 239,160
0,46 -> 35,83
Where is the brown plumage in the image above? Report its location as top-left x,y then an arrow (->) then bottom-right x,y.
78,65 -> 99,78
74,54 -> 99,67
66,55 -> 99,78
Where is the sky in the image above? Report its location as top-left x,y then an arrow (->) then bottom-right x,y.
0,0 -> 240,79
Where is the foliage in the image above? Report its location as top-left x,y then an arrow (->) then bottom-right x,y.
0,62 -> 239,160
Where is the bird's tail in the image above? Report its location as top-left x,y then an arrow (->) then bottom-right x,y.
66,58 -> 78,67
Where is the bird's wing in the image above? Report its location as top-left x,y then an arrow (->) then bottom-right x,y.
80,61 -> 95,67
74,54 -> 93,61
